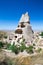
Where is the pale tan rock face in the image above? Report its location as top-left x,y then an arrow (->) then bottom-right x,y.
14,12 -> 34,44
23,24 -> 34,42
19,12 -> 30,23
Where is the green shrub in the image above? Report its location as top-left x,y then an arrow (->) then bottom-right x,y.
26,45 -> 34,54
19,43 -> 26,52
40,32 -> 43,37
4,35 -> 7,39
11,44 -> 19,54
7,43 -> 11,49
0,42 -> 4,48
7,43 -> 19,54
37,48 -> 42,53
33,43 -> 35,46
22,39 -> 25,42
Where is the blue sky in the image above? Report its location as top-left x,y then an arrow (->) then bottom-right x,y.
0,0 -> 43,31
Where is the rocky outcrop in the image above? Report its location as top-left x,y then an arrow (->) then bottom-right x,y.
14,12 -> 34,44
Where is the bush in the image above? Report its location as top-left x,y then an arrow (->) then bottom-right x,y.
6,42 -> 34,54
7,43 -> 19,54
19,42 -> 26,52
11,44 -> 19,54
40,32 -> 43,37
7,43 -> 11,49
26,45 -> 34,54
37,48 -> 42,53
0,42 -> 4,48
33,43 -> 35,46
4,36 -> 7,39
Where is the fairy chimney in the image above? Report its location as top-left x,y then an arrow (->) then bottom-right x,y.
14,12 -> 34,44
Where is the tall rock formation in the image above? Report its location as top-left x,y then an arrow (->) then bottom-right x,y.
14,12 -> 34,44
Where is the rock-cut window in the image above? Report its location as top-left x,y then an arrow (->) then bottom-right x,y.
20,22 -> 25,28
15,29 -> 23,34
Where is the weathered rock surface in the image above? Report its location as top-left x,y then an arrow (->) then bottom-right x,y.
14,12 -> 34,44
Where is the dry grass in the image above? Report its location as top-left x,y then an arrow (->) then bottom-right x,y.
0,49 -> 43,65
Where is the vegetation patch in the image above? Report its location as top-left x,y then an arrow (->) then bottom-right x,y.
0,42 -> 4,48
39,32 -> 43,37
